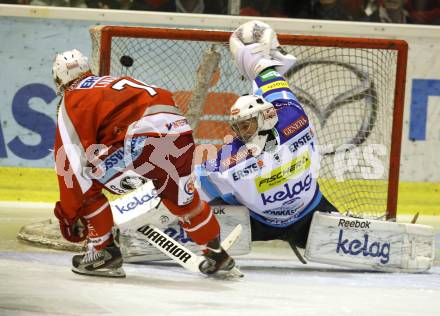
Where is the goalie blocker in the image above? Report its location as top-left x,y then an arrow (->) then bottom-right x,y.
305,212 -> 435,272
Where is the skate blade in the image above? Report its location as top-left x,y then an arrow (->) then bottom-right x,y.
210,267 -> 244,279
72,267 -> 126,278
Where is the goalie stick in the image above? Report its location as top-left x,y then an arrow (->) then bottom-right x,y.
135,223 -> 243,277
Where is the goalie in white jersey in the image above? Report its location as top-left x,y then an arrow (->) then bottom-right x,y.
196,21 -> 339,251
193,21 -> 434,272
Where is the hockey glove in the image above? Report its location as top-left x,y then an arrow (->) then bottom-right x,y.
229,20 -> 297,80
54,202 -> 88,243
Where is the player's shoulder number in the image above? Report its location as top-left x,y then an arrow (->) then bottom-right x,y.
112,78 -> 157,97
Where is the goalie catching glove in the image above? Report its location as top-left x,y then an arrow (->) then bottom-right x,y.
54,202 -> 88,243
229,20 -> 297,80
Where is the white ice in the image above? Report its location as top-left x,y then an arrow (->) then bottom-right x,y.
1,248 -> 439,316
1,205 -> 439,316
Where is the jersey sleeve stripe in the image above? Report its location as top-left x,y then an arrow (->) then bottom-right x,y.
182,207 -> 213,233
144,104 -> 182,116
263,91 -> 298,103
57,100 -> 93,193
83,201 -> 110,220
130,113 -> 192,135
254,68 -> 301,105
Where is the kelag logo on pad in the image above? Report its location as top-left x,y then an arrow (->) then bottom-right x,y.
336,230 -> 391,264
114,191 -> 157,214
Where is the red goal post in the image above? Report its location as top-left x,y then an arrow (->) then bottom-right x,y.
90,25 -> 408,220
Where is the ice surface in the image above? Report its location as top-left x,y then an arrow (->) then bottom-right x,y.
1,204 -> 439,316
0,250 -> 439,316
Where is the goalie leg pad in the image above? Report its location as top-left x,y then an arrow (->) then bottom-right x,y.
305,212 -> 435,272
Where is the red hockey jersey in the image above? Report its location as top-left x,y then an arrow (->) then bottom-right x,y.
54,75 -> 192,222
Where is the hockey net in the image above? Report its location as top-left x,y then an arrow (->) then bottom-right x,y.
89,25 -> 407,220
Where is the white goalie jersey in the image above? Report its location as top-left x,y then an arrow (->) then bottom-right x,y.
197,69 -> 322,228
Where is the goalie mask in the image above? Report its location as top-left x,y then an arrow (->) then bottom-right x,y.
52,49 -> 90,95
230,95 -> 278,154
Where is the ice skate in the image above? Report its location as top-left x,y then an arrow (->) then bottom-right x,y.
72,241 -> 126,278
199,237 -> 243,278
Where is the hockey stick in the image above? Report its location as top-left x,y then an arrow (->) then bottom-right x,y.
186,45 -> 220,133
411,212 -> 420,224
136,224 -> 243,274
220,224 -> 242,251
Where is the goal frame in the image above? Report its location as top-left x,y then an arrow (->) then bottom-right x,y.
93,26 -> 408,220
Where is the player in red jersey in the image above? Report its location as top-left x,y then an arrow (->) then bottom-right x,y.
52,49 -> 235,277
